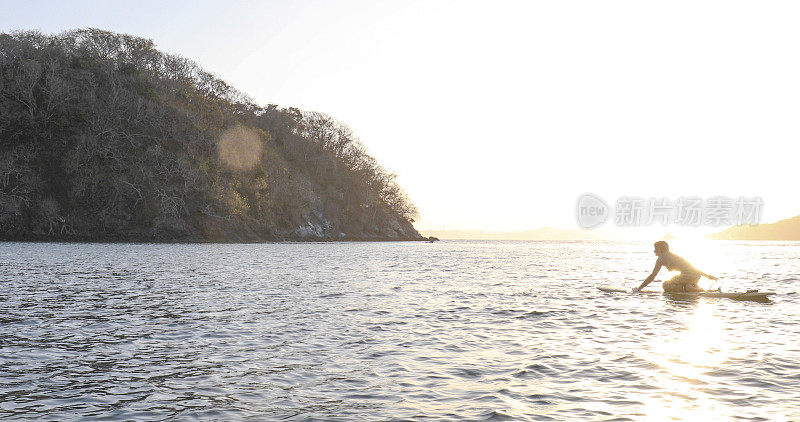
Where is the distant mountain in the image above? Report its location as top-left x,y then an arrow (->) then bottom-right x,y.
707,215 -> 800,240
0,29 -> 422,242
421,227 -> 601,240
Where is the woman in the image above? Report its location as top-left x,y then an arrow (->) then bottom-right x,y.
635,241 -> 718,293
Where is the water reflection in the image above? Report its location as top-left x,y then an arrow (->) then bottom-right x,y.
637,301 -> 733,420
0,241 -> 797,420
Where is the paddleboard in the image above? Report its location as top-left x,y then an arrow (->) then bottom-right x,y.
597,286 -> 775,302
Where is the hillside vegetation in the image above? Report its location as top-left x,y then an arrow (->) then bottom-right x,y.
707,215 -> 800,240
0,29 -> 421,241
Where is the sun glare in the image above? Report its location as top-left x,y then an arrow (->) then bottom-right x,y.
664,239 -> 734,289
635,302 -> 732,420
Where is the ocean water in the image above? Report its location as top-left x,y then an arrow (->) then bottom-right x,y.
1,240 -> 798,421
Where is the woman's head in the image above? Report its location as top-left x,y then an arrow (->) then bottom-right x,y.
654,241 -> 669,256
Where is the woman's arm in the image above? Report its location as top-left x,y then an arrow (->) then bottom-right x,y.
635,258 -> 662,291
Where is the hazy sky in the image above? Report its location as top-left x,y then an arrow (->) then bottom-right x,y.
3,1 -> 799,232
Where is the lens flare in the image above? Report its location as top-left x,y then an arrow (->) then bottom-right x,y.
216,125 -> 263,172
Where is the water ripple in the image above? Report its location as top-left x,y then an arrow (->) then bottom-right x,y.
1,241 -> 799,420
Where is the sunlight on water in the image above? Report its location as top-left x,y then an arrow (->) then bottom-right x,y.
655,302 -> 728,371
637,302 -> 732,420
0,241 -> 798,420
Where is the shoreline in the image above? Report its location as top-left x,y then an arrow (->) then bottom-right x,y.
0,236 -> 436,244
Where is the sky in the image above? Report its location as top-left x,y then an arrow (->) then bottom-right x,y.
3,0 -> 800,233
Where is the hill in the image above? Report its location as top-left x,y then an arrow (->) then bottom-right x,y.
0,29 -> 422,242
707,215 -> 800,240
